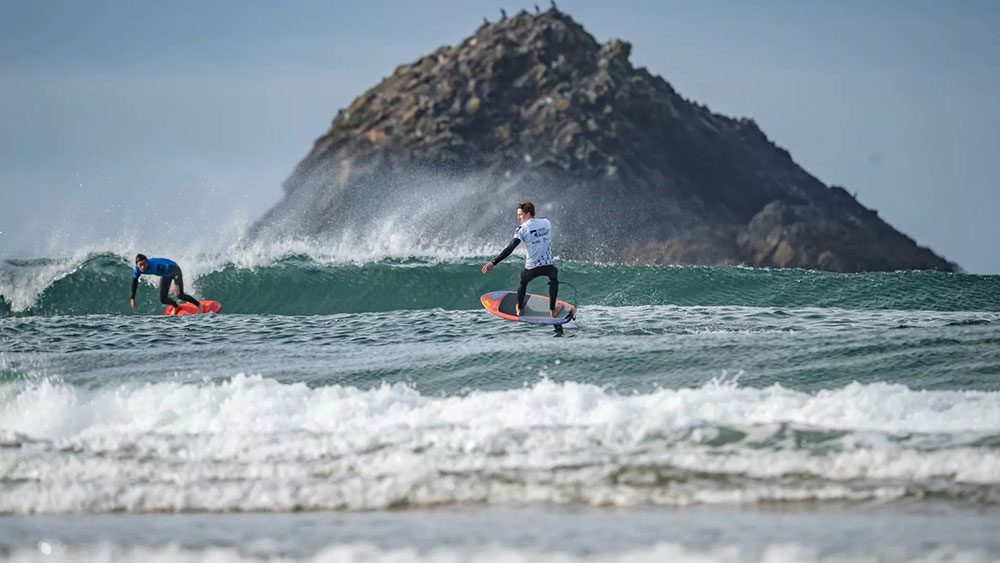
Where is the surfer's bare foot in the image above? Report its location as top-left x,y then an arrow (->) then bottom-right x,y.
516,306 -> 522,316
550,306 -> 562,318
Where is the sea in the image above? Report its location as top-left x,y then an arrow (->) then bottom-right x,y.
1,243 -> 999,562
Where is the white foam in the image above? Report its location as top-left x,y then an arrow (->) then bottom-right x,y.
2,541 -> 995,563
1,377 -> 997,513
4,376 -> 997,440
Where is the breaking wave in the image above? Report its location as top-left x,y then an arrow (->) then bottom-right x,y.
2,376 -> 997,514
2,248 -> 998,316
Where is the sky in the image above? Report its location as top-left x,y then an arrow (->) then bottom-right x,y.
1,0 -> 998,272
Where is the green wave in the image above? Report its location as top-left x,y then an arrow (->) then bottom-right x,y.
2,253 -> 999,316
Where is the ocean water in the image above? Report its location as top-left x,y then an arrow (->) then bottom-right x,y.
1,249 -> 999,562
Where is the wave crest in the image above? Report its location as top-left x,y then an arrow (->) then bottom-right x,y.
2,377 -> 998,513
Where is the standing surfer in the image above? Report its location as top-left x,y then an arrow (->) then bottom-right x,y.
130,254 -> 202,313
482,201 -> 561,317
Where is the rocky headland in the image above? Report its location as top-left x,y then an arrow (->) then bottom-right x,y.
250,7 -> 956,272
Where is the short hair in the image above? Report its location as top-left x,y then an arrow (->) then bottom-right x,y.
517,201 -> 535,216
135,254 -> 148,263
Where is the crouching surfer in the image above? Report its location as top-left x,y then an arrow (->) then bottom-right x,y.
130,254 -> 202,313
481,201 -> 561,317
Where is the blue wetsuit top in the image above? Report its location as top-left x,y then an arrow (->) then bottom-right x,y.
131,258 -> 182,300
133,257 -> 180,278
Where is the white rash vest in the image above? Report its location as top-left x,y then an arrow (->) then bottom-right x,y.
514,217 -> 555,269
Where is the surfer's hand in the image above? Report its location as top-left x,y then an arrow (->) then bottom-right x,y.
130,298 -> 136,310
481,262 -> 493,274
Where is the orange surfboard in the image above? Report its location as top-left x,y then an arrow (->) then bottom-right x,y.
480,291 -> 575,325
164,300 -> 222,316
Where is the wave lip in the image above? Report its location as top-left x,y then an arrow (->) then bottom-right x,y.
2,376 -> 998,514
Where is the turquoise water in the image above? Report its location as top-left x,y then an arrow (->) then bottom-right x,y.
1,251 -> 999,560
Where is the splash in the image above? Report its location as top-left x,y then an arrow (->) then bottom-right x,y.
2,376 -> 998,513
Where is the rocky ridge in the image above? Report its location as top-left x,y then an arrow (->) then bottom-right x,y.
251,8 -> 956,272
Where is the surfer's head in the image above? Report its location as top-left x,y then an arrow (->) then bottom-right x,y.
135,254 -> 148,272
516,201 -> 535,223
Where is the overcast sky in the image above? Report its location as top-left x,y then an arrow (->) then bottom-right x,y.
1,1 -> 998,272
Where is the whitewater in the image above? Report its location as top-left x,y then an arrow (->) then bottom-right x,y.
1,244 -> 999,561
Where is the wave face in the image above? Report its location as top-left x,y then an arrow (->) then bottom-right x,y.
2,251 -> 999,316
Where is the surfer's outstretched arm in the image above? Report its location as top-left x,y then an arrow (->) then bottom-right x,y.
481,238 -> 521,274
130,277 -> 139,310
492,238 -> 521,264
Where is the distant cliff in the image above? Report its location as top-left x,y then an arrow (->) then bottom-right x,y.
250,8 -> 956,272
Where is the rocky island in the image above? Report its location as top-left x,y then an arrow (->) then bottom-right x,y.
250,7 -> 956,272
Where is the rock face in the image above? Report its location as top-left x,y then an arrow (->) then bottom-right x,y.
251,8 -> 957,272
